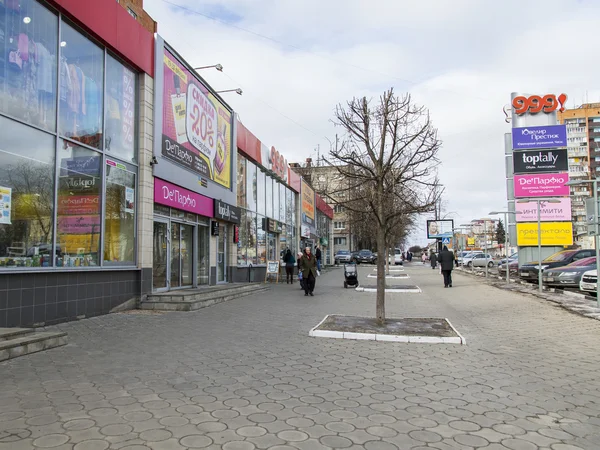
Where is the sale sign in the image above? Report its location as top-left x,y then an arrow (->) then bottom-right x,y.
161,49 -> 232,189
514,173 -> 569,198
515,198 -> 572,222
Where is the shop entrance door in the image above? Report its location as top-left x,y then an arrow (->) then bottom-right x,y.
170,222 -> 195,289
217,224 -> 227,283
153,220 -> 169,291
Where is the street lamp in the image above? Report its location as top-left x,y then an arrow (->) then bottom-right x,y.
215,88 -> 243,95
516,199 -> 561,293
194,64 -> 224,72
489,211 -> 518,285
566,178 -> 600,307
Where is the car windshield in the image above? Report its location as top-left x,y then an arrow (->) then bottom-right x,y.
544,251 -> 577,262
566,257 -> 596,267
337,251 -> 350,255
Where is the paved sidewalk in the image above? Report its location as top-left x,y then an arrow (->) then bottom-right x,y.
1,263 -> 600,449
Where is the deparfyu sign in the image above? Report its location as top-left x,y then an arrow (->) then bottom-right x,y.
512,94 -> 567,115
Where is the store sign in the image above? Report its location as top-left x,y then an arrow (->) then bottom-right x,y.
301,224 -> 311,238
161,49 -> 233,189
516,222 -> 573,246
262,218 -> 280,233
63,177 -> 97,191
211,220 -> 219,236
58,195 -> 100,216
64,156 -> 101,177
301,179 -> 315,226
426,219 -> 454,239
513,173 -> 569,198
512,94 -> 567,115
512,125 -> 567,150
513,148 -> 568,174
233,226 -> 239,244
515,198 -> 572,222
154,178 -> 213,217
213,199 -> 240,224
270,146 -> 288,181
57,216 -> 101,234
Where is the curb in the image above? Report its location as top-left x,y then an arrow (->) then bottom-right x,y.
355,286 -> 421,293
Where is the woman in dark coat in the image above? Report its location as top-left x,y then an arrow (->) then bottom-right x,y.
283,249 -> 295,284
299,247 -> 318,296
430,250 -> 437,269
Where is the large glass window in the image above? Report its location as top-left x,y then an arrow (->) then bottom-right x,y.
105,55 -> 136,162
265,175 -> 272,218
286,188 -> 292,226
267,232 -> 276,261
237,209 -> 246,266
280,183 -> 286,223
271,179 -> 278,220
104,161 -> 135,264
57,141 -> 101,266
257,214 -> 266,265
257,169 -> 265,216
0,116 -> 55,268
247,211 -> 257,266
198,224 -> 209,285
0,0 -> 58,131
246,160 -> 256,212
237,155 -> 246,209
58,20 -> 104,149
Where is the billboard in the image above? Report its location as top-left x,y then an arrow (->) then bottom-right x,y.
513,173 -> 569,198
161,49 -> 233,189
301,179 -> 315,227
516,222 -> 573,246
513,149 -> 568,174
427,219 -> 454,239
511,124 -> 567,150
515,198 -> 572,222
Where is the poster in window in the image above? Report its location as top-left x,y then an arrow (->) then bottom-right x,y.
125,187 -> 135,214
0,187 -> 11,225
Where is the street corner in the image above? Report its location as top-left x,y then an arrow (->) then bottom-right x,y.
309,314 -> 466,344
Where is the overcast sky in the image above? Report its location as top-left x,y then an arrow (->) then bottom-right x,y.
145,0 -> 600,246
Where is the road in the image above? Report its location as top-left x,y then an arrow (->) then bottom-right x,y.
1,263 -> 600,449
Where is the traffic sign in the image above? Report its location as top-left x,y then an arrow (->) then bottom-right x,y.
442,237 -> 450,245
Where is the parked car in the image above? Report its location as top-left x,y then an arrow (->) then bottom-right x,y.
468,253 -> 495,268
498,259 -> 519,276
499,252 -> 518,266
519,249 -> 597,282
352,249 -> 376,264
392,248 -> 403,265
334,250 -> 352,264
542,256 -> 597,289
580,270 -> 597,296
461,251 -> 484,266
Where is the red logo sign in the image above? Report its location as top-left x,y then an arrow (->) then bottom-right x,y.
270,146 -> 288,180
512,94 -> 567,115
233,226 -> 239,244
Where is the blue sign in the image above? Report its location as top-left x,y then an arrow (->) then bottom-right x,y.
442,237 -> 450,245
512,124 -> 567,150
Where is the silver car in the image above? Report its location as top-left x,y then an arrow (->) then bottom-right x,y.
468,253 -> 495,268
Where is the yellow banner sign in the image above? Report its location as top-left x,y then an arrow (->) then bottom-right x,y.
301,179 -> 315,227
467,238 -> 475,246
516,222 -> 573,246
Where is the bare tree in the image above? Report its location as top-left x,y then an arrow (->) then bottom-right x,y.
325,89 -> 441,324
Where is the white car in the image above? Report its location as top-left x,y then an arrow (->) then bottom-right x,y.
580,269 -> 597,296
461,251 -> 484,266
469,253 -> 495,268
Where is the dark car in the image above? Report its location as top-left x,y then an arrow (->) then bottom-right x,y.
542,257 -> 597,289
519,249 -> 596,282
499,252 -> 518,266
352,249 -> 376,264
334,250 -> 352,264
498,259 -> 518,277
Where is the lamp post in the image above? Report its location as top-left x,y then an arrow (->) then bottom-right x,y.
516,199 -> 561,293
194,64 -> 224,72
566,178 -> 600,307
489,211 -> 517,285
216,88 -> 243,95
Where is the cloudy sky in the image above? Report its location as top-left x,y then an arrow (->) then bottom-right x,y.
145,0 -> 600,245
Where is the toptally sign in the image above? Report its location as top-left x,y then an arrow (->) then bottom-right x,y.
213,199 -> 240,224
513,148 -> 568,174
512,125 -> 567,150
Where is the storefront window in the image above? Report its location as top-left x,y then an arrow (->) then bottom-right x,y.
247,211 -> 257,265
57,140 -> 101,266
246,160 -> 256,212
105,55 -> 136,162
280,183 -> 286,223
104,161 -> 135,264
257,214 -> 266,265
279,224 -> 287,254
0,0 -> 58,131
198,224 -> 209,285
257,169 -> 265,216
265,176 -> 272,218
237,155 -> 246,209
237,208 -> 246,266
272,180 -> 279,220
58,20 -> 104,149
267,232 -> 276,261
291,191 -> 296,227
0,116 -> 55,268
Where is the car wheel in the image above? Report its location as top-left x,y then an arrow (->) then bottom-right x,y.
344,281 -> 347,288
372,259 -> 377,265
487,261 -> 494,267
467,262 -> 472,267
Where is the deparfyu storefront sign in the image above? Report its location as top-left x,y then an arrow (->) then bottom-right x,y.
213,199 -> 240,224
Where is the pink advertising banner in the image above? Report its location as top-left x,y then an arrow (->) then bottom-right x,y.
513,172 -> 569,198
57,216 -> 101,235
154,178 -> 213,217
516,198 -> 572,222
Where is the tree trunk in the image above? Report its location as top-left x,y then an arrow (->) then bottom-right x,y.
376,208 -> 386,325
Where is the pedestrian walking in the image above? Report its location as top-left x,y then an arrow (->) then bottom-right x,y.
438,245 -> 455,288
315,244 -> 322,275
283,249 -> 296,284
421,253 -> 427,264
430,249 -> 437,269
297,252 -> 304,290
454,250 -> 459,268
299,246 -> 318,296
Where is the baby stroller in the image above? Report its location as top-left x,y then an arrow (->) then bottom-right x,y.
343,263 -> 359,288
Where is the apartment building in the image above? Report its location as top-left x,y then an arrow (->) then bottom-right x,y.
117,0 -> 157,33
558,103 -> 600,248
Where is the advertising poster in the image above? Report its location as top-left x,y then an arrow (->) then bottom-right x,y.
513,173 -> 569,198
426,219 -> 454,239
0,186 -> 11,225
516,222 -> 573,246
511,125 -> 567,150
516,198 -> 572,222
125,187 -> 135,214
301,179 -> 315,226
512,149 -> 568,174
162,49 -> 233,189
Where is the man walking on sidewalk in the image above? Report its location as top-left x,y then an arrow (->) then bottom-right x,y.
315,244 -> 322,276
438,245 -> 454,288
